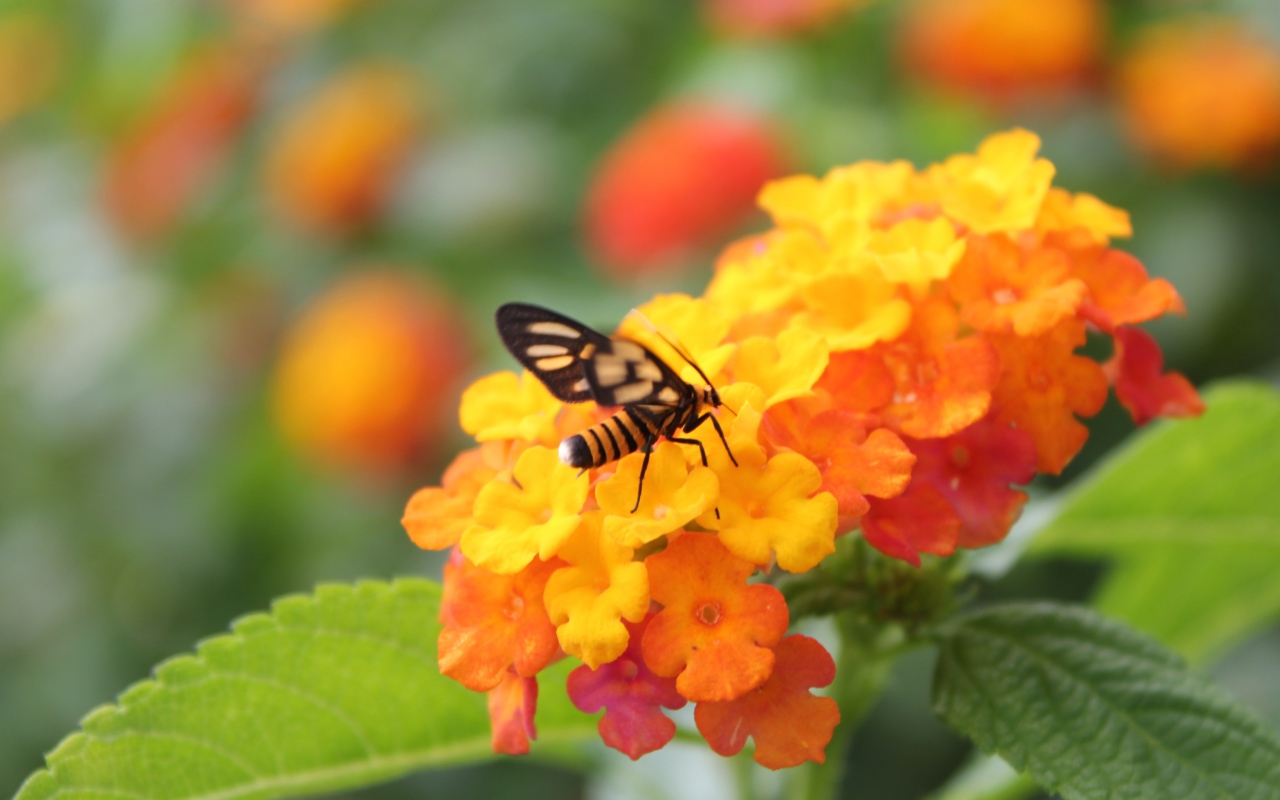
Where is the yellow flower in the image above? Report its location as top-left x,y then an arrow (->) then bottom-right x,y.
758,160 -> 918,241
597,443 -> 719,547
621,293 -> 737,381
543,513 -> 649,669
730,328 -> 829,409
931,128 -> 1055,234
697,445 -> 839,573
705,230 -> 822,319
865,217 -> 968,296
459,371 -> 563,445
792,271 -> 913,351
461,446 -> 588,574
1035,187 -> 1133,243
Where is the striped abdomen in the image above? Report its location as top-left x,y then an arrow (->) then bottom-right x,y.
559,407 -> 665,468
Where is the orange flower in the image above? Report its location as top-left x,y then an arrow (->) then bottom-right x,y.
877,296 -> 1000,439
488,669 -> 538,755
813,350 -> 895,414
947,234 -> 1087,337
1049,232 -> 1184,333
899,0 -> 1104,103
402,444 -> 503,551
1104,326 -> 1204,427
584,103 -> 789,279
437,550 -> 561,692
641,533 -> 789,702
271,271 -> 469,474
103,45 -> 261,239
989,318 -> 1108,474
703,0 -> 864,39
764,405 -> 915,519
695,635 -> 840,769
265,64 -> 421,233
1118,20 -> 1280,173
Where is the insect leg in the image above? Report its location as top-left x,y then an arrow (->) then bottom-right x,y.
668,436 -> 708,467
687,412 -> 739,468
669,435 -> 720,520
632,435 -> 658,513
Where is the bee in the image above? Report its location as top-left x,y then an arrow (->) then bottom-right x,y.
495,303 -> 737,512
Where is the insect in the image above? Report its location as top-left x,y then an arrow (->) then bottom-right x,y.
495,303 -> 737,512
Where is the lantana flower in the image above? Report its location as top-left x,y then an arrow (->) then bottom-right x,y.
403,128 -> 1201,767
461,446 -> 589,574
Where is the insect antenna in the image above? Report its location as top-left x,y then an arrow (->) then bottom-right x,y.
624,309 -> 717,389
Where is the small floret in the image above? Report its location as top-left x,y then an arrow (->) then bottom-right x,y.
437,550 -> 561,691
488,668 -> 539,755
695,635 -> 840,769
596,443 -> 719,548
566,614 -> 687,760
544,514 -> 650,669
1104,326 -> 1204,426
642,533 -> 789,702
461,446 -> 589,574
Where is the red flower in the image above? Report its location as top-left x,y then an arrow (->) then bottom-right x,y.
566,614 -> 687,760
860,481 -> 962,567
103,46 -> 260,239
906,415 -> 1037,549
584,103 -> 789,279
1104,326 -> 1204,426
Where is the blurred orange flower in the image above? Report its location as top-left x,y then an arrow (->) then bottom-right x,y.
265,64 -> 422,234
899,0 -> 1104,103
103,45 -> 262,240
703,0 -> 863,39
584,103 -> 789,280
272,270 -> 469,474
1117,19 -> 1280,173
0,13 -> 63,126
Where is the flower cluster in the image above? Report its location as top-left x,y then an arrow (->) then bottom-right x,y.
404,129 -> 1201,767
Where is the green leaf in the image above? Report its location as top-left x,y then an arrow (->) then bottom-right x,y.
1030,381 -> 1280,664
933,602 -> 1280,800
15,579 -> 595,800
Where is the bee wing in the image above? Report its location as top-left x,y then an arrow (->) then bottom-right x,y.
496,303 -> 611,403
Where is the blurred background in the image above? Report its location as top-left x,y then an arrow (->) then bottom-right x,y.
1,0 -> 1279,797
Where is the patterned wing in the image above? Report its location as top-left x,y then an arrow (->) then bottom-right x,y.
582,336 -> 690,408
495,303 -> 613,403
